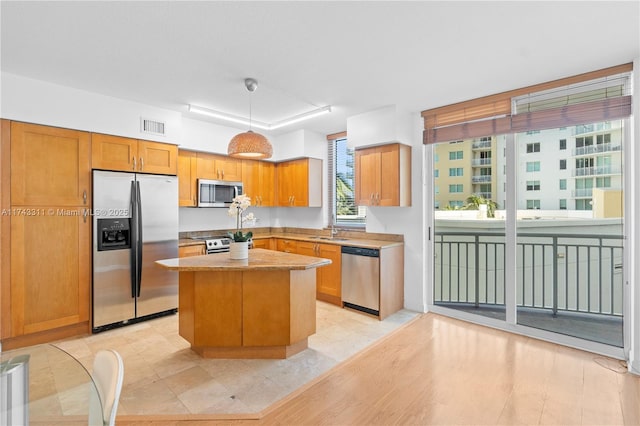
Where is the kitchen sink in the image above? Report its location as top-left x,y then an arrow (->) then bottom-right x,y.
312,236 -> 348,241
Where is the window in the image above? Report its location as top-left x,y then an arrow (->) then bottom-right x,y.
596,177 -> 611,188
449,151 -> 463,160
526,142 -> 541,153
526,161 -> 540,172
329,137 -> 365,226
559,139 -> 566,150
576,135 -> 594,148
434,153 -> 439,162
559,159 -> 566,170
576,199 -> 592,211
449,184 -> 463,193
526,199 -> 541,210
448,167 -> 463,177
526,180 -> 540,191
597,133 -> 611,144
559,179 -> 567,190
435,185 -> 440,194
434,169 -> 439,178
449,200 -> 464,208
559,199 -> 567,210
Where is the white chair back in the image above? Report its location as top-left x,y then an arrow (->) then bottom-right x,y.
91,350 -> 124,426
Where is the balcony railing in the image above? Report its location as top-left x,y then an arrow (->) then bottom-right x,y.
571,188 -> 593,198
572,143 -> 621,157
472,140 -> 492,150
434,231 -> 623,316
472,175 -> 492,183
572,165 -> 621,177
471,158 -> 492,167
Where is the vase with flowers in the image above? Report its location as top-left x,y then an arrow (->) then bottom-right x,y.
227,194 -> 255,259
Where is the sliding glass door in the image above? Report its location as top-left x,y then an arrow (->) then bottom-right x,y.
429,70 -> 630,349
515,121 -> 624,346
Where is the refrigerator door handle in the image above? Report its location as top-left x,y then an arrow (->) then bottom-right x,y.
129,180 -> 137,298
136,180 -> 143,297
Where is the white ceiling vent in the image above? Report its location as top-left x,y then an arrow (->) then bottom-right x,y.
140,117 -> 166,136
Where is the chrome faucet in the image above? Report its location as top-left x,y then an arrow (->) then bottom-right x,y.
331,215 -> 338,237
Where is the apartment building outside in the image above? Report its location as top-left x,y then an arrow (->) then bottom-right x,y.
434,120 -> 623,217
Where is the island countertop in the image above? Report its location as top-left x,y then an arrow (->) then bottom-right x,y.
156,248 -> 331,272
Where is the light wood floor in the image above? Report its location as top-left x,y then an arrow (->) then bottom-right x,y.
120,313 -> 640,425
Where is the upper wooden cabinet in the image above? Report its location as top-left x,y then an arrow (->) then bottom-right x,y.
178,150 -> 198,207
276,158 -> 322,207
355,143 -> 411,207
11,122 -> 91,207
242,160 -> 275,206
91,133 -> 178,175
196,152 -> 242,182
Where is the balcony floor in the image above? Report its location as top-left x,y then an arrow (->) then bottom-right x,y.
436,303 -> 623,347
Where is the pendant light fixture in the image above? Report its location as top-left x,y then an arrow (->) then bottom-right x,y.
227,78 -> 273,159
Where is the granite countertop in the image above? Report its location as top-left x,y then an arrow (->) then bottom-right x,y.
179,231 -> 403,250
157,248 -> 332,271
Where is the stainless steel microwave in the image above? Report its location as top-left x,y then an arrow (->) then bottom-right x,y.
197,179 -> 243,207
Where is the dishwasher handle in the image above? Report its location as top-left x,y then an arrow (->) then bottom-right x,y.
341,246 -> 380,257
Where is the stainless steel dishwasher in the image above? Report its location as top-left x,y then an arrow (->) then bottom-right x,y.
341,246 -> 380,316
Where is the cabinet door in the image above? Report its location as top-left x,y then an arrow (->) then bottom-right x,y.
276,161 -> 294,206
178,244 -> 205,257
355,147 -> 380,206
252,238 -> 274,250
138,140 -> 178,175
378,144 -> 400,206
178,150 -> 198,206
241,159 -> 261,202
214,155 -> 242,182
258,161 -> 276,206
276,238 -> 297,253
10,213 -> 90,337
296,241 -> 317,257
91,133 -> 138,172
316,243 -> 342,305
12,122 -> 91,206
196,152 -> 218,180
290,159 -> 310,207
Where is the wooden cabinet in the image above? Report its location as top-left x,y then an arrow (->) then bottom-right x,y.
197,152 -> 242,182
178,150 -> 198,207
355,143 -> 411,207
276,158 -> 322,207
91,133 -> 178,175
297,242 -> 341,306
11,122 -> 91,206
179,244 -> 206,257
252,238 -> 274,250
242,160 -> 275,206
3,122 -> 92,348
276,238 -> 298,253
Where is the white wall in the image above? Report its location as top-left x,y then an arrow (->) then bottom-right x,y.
1,73 -> 181,142
348,107 -> 426,313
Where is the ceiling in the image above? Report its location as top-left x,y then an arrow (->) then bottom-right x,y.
2,1 -> 639,136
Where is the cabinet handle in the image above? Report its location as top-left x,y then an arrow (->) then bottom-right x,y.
370,193 -> 374,205
222,169 -> 225,179
83,190 -> 87,205
140,157 -> 144,171
132,157 -> 137,170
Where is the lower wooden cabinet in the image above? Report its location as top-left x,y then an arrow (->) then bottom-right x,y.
4,212 -> 91,348
286,240 -> 341,306
252,238 -> 274,250
276,238 -> 298,253
179,244 -> 206,257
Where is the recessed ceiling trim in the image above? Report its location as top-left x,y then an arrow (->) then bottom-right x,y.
188,104 -> 331,131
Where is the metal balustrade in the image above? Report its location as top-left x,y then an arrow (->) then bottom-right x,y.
572,143 -> 621,156
434,231 -> 624,317
572,165 -> 621,177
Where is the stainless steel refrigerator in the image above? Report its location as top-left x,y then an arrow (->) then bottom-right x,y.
92,170 -> 178,332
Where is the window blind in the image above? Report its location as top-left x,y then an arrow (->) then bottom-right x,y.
421,63 -> 633,144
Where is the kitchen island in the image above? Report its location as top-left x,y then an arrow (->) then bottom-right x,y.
156,248 -> 331,359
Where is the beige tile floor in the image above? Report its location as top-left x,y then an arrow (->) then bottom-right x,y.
53,302 -> 418,416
